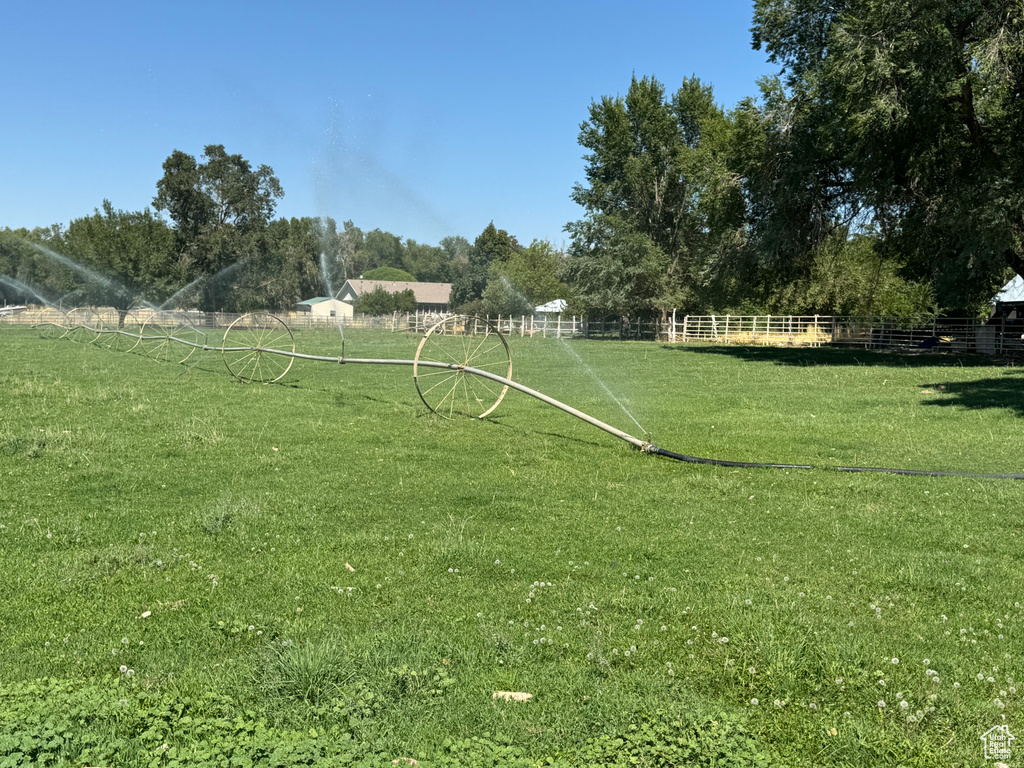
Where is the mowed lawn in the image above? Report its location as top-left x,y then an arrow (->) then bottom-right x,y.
1,323 -> 1022,767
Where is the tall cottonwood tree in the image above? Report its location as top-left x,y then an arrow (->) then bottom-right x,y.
751,0 -> 1024,310
481,239 -> 567,315
153,145 -> 283,309
564,75 -> 745,315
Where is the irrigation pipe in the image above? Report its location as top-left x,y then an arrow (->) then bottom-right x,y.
52,316 -> 1024,481
451,365 -> 1024,480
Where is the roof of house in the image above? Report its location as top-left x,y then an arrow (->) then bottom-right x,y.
535,299 -> 567,313
340,280 -> 452,304
994,276 -> 1024,303
297,297 -> 333,306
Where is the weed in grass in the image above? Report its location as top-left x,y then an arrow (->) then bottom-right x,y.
181,415 -> 224,446
260,637 -> 353,704
199,494 -> 257,536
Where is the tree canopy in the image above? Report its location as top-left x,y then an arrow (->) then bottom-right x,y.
749,0 -> 1024,311
450,223 -> 520,308
564,75 -> 744,316
362,266 -> 417,282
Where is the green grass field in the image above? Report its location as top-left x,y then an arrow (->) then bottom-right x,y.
1,324 -> 1022,767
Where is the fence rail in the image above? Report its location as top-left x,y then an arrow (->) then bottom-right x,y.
4,306 -> 1020,354
665,313 -> 1024,354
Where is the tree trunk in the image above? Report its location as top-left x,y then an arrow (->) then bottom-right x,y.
1006,248 -> 1024,281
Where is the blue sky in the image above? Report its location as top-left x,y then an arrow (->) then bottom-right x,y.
2,1 -> 775,248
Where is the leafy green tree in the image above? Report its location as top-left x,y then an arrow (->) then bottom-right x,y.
354,286 -> 395,315
482,239 -> 567,315
504,240 -> 566,305
439,234 -> 472,287
360,229 -> 405,272
336,220 -> 366,281
308,217 -> 345,296
747,229 -> 936,316
440,235 -> 472,267
154,145 -> 283,236
153,145 -> 283,309
54,202 -> 179,320
0,229 -> 59,304
751,0 -> 1024,311
402,240 -> 451,282
0,226 -> 80,305
481,273 -> 533,316
230,217 -> 323,310
363,266 -> 417,282
451,223 -> 520,308
393,288 -> 417,314
729,77 -> 850,305
563,216 -> 669,315
564,75 -> 745,315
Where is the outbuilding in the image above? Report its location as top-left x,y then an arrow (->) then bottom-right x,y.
295,297 -> 354,319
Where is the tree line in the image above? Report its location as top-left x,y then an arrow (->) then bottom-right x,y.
3,0 -> 1021,318
567,0 -> 1023,318
0,144 -> 566,316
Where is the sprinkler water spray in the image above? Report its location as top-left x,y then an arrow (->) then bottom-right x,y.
35,310 -> 1024,480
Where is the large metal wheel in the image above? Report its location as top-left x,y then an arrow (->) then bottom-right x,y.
139,311 -> 205,364
222,313 -> 295,383
170,314 -> 207,364
102,322 -> 142,352
119,310 -> 149,353
93,309 -> 133,352
139,311 -> 176,363
414,315 -> 512,419
35,308 -> 67,340
63,307 -> 103,344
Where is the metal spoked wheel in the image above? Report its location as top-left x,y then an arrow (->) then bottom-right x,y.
92,309 -> 132,352
171,314 -> 207,364
139,311 -> 177,363
103,322 -> 141,352
36,308 -> 67,340
139,311 -> 204,364
63,307 -> 103,343
414,315 -> 512,419
222,313 -> 295,383
120,310 -> 149,353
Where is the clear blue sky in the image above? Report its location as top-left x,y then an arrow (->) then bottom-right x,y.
2,1 -> 775,249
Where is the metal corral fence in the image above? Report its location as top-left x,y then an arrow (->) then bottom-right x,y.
4,306 -> 1021,354
454,312 -> 1021,353
666,313 -> 1024,354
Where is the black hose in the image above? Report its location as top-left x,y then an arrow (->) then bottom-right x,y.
649,447 -> 1024,480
